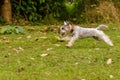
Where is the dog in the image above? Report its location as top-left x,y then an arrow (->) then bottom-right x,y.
59,21 -> 114,47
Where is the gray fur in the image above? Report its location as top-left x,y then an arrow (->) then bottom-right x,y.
59,21 -> 114,47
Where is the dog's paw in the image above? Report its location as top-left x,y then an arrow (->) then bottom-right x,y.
66,44 -> 72,48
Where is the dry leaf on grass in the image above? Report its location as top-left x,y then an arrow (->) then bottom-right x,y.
41,53 -> 49,57
18,47 -> 24,51
46,48 -> 53,51
26,35 -> 32,39
17,37 -> 22,40
81,79 -> 86,80
13,47 -> 24,54
75,62 -> 79,65
13,48 -> 20,54
107,58 -> 112,65
5,40 -> 10,44
30,57 -> 35,60
0,40 -> 2,43
109,75 -> 114,79
3,37 -> 8,40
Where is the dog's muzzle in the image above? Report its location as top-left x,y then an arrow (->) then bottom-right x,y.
59,29 -> 66,36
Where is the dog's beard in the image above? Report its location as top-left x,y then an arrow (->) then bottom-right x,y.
60,30 -> 72,37
60,30 -> 67,36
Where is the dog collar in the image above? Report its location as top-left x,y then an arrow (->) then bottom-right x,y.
70,25 -> 74,33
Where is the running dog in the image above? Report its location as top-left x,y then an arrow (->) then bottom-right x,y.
59,21 -> 114,47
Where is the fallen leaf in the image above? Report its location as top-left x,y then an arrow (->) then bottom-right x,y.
46,48 -> 53,51
18,47 -> 24,51
5,40 -> 10,44
107,58 -> 112,65
75,62 -> 79,65
41,53 -> 48,57
3,37 -> 8,40
17,37 -> 22,40
30,57 -> 35,60
109,75 -> 114,79
0,40 -> 2,43
13,48 -> 19,54
13,47 -> 24,54
81,79 -> 86,80
26,35 -> 31,39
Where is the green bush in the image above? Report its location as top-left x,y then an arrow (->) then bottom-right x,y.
11,0 -> 120,24
12,0 -> 65,22
1,25 -> 24,34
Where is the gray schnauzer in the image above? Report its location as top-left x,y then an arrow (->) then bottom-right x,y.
59,21 -> 114,47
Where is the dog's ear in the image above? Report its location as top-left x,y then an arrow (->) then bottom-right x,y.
64,21 -> 70,25
64,21 -> 67,25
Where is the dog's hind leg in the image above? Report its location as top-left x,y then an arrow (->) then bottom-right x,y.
102,35 -> 114,46
97,31 -> 114,46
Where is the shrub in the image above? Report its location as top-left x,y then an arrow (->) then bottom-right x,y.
1,25 -> 24,34
83,1 -> 120,23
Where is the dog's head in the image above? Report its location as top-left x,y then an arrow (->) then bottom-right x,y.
59,21 -> 71,36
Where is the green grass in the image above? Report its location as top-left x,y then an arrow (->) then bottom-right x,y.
0,24 -> 120,80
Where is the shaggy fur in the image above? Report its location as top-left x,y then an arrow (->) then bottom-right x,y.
59,21 -> 114,47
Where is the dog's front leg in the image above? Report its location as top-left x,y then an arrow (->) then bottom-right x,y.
59,36 -> 71,42
66,36 -> 78,47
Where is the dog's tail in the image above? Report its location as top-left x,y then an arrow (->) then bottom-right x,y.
96,24 -> 108,30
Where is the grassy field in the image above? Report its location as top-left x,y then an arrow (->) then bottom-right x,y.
0,23 -> 120,80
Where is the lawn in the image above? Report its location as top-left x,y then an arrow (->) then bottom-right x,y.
0,23 -> 120,80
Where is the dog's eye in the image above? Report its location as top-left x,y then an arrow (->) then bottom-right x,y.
62,28 -> 64,29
